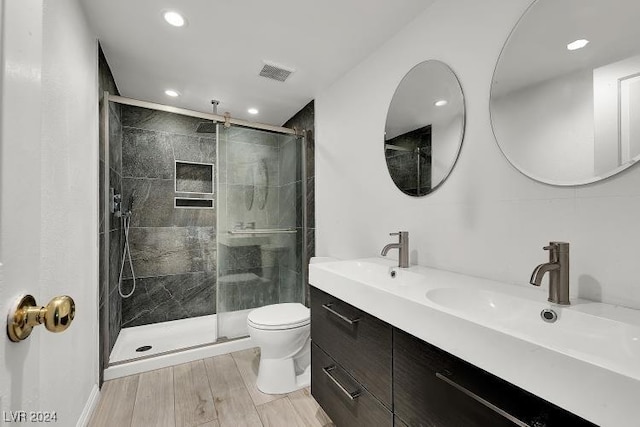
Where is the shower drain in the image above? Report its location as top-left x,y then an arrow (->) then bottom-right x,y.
136,345 -> 152,352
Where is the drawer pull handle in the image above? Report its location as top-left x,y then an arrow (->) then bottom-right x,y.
436,373 -> 529,427
322,303 -> 360,325
323,366 -> 361,400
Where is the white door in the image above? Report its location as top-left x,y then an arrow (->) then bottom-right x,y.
0,0 -> 46,422
0,0 -> 100,425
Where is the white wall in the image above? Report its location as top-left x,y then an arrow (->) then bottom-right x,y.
492,69 -> 595,183
315,0 -> 640,310
40,0 -> 99,424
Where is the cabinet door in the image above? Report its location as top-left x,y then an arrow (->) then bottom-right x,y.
393,329 -> 597,427
310,286 -> 392,408
394,329 -> 519,426
311,343 -> 393,427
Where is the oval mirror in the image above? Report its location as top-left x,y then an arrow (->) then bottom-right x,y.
491,0 -> 640,185
385,60 -> 465,196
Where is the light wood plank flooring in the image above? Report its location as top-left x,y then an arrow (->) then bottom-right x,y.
89,348 -> 333,427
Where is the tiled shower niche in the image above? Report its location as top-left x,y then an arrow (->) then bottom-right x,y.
175,161 -> 214,194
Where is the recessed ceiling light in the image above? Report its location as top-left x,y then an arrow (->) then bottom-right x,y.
434,100 -> 448,107
163,11 -> 185,27
165,89 -> 180,97
567,39 -> 589,51
248,108 -> 259,115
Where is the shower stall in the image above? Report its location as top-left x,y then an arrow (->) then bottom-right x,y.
99,93 -> 307,379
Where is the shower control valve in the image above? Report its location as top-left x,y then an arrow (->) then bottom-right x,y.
110,187 -> 123,215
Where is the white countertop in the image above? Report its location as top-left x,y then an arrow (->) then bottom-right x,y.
309,257 -> 640,427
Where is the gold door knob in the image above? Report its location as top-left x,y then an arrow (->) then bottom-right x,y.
7,294 -> 76,342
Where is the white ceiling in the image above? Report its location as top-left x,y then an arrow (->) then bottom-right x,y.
81,0 -> 435,125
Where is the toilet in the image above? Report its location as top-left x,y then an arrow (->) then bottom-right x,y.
247,303 -> 311,394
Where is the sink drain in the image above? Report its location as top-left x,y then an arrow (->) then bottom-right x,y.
136,345 -> 152,352
540,309 -> 558,323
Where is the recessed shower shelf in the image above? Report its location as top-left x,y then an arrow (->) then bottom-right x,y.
175,160 -> 214,194
174,197 -> 214,209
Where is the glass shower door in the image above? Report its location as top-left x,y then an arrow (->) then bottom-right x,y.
216,125 -> 304,339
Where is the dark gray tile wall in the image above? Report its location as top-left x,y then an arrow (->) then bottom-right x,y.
217,269 -> 278,315
98,45 -> 122,384
107,110 -> 123,354
122,178 -> 215,227
125,227 -> 216,278
121,104 -> 217,327
121,272 -> 216,327
283,101 -> 315,307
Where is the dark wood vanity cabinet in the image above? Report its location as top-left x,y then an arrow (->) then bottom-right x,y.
310,286 -> 597,427
310,286 -> 393,426
394,329 -> 596,427
312,343 -> 393,427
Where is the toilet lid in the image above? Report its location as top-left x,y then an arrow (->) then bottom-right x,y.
247,303 -> 310,330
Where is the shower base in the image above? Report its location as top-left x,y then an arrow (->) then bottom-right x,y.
110,314 -> 218,364
104,312 -> 254,380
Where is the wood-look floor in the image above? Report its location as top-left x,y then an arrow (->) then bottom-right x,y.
89,348 -> 333,427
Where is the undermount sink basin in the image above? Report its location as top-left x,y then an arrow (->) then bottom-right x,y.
426,287 -> 539,319
426,287 -> 640,376
320,259 -> 427,289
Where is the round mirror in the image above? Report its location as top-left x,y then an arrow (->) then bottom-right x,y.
491,0 -> 640,186
384,60 -> 465,196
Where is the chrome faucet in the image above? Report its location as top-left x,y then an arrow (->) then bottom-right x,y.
530,242 -> 570,305
381,231 -> 409,268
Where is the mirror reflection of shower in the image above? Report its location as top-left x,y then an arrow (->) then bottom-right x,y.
384,124 -> 432,196
111,188 -> 136,298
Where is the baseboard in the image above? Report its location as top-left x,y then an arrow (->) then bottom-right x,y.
76,384 -> 100,427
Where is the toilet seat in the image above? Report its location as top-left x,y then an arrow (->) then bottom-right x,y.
247,303 -> 310,330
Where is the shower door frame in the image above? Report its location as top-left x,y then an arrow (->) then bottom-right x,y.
100,92 -> 307,374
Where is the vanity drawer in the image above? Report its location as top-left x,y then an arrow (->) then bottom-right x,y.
310,286 -> 392,408
311,343 -> 392,427
393,329 -> 597,427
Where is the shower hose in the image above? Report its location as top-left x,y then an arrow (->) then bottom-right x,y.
118,214 -> 136,298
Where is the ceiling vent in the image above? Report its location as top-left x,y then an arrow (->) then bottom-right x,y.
259,62 -> 294,82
